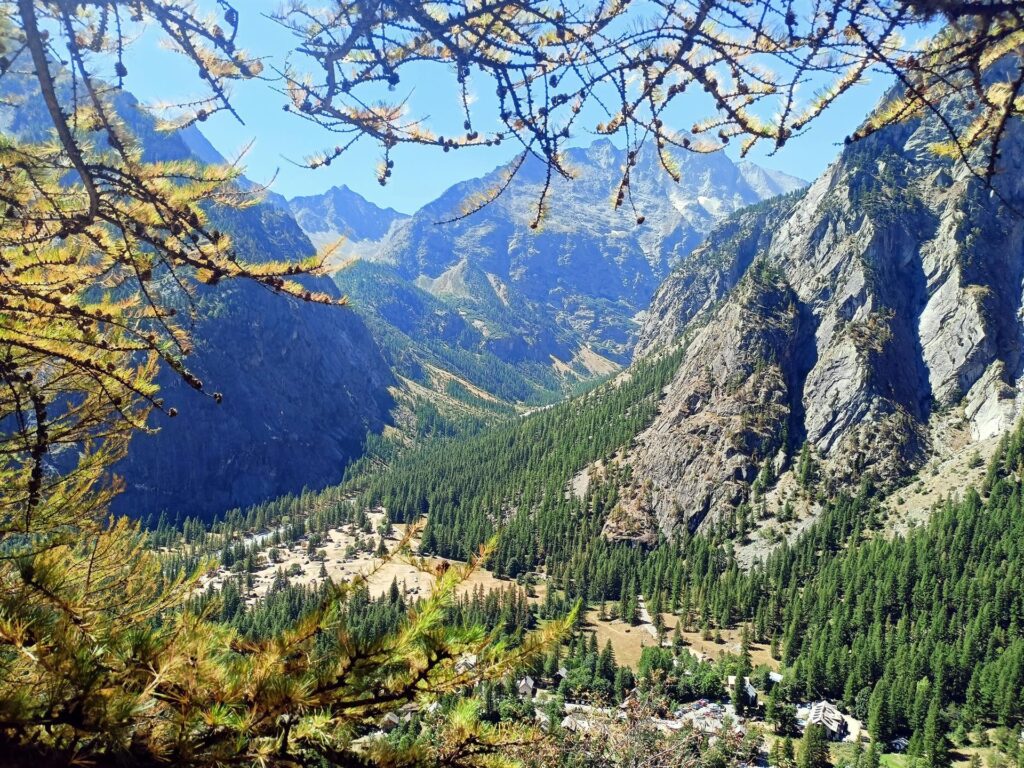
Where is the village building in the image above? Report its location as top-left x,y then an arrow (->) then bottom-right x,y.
889,737 -> 910,753
804,701 -> 849,741
517,676 -> 536,698
727,675 -> 759,706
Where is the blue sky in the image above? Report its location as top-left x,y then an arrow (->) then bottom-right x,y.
124,1 -> 901,214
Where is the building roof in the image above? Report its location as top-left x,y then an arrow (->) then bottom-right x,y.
889,737 -> 910,752
561,714 -> 593,733
727,675 -> 758,700
807,701 -> 847,733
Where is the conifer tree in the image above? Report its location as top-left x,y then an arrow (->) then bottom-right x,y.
799,725 -> 832,768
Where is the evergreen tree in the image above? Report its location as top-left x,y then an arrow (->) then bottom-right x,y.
799,724 -> 831,768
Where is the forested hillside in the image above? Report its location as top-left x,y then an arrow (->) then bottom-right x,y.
346,347 -> 685,561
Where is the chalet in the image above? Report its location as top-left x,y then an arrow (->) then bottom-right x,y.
806,701 -> 848,741
379,712 -> 401,732
517,676 -> 536,698
680,702 -> 727,733
727,675 -> 759,706
455,653 -> 478,674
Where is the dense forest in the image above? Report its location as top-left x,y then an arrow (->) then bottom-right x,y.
347,347 -> 686,561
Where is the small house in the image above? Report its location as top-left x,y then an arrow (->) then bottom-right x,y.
517,676 -> 536,698
889,737 -> 910,753
806,700 -> 848,741
727,675 -> 759,706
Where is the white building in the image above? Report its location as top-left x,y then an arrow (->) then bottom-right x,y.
517,676 -> 536,698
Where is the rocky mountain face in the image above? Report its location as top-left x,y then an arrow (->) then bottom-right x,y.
291,140 -> 803,403
622,92 -> 1024,537
333,261 -> 564,407
115,112 -> 395,522
114,203 -> 396,522
0,75 -> 396,522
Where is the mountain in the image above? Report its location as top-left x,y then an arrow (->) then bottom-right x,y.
376,140 -> 803,365
289,186 -> 408,250
0,74 -> 397,522
290,140 -> 805,406
113,203 -> 396,522
114,113 -> 396,522
617,88 -> 1024,538
332,260 -> 564,406
736,162 -> 807,199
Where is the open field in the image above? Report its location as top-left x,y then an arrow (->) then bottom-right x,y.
201,512 -> 517,605
583,608 -> 778,670
585,610 -> 661,667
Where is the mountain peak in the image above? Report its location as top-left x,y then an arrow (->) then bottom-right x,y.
288,185 -> 408,247
736,161 -> 807,198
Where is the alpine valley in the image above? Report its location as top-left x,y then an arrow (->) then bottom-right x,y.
13,4 -> 1024,768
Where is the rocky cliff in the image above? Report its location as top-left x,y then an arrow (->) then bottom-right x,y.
624,90 -> 1024,536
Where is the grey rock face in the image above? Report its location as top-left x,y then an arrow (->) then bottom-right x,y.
632,276 -> 808,534
629,98 -> 1024,534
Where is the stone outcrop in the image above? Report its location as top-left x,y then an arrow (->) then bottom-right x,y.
628,93 -> 1024,533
